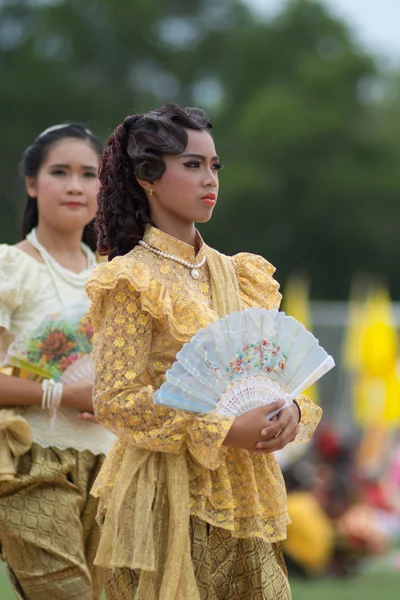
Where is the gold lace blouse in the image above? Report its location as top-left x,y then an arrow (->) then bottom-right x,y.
87,226 -> 322,545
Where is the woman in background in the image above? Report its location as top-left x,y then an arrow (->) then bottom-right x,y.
0,124 -> 114,599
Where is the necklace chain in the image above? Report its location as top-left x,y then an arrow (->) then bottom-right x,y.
26,228 -> 96,303
138,239 -> 206,279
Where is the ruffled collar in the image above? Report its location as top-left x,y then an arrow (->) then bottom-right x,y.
143,226 -> 205,263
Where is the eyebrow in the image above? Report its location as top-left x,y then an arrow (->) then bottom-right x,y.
48,163 -> 98,170
179,153 -> 220,162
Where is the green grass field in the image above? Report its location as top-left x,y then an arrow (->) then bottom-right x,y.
0,563 -> 398,599
291,572 -> 399,599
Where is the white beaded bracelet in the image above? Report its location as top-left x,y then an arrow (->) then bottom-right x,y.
41,379 -> 54,410
52,382 -> 63,411
50,382 -> 63,431
41,379 -> 64,431
40,379 -> 47,410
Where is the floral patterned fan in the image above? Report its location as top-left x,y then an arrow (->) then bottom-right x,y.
155,308 -> 334,417
6,304 -> 93,381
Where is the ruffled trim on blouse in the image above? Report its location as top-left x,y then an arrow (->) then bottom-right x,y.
86,250 -> 218,342
234,252 -> 282,311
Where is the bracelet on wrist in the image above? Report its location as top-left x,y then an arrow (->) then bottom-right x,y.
41,379 -> 64,430
293,399 -> 302,423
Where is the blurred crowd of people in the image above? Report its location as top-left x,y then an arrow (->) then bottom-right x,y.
279,422 -> 400,579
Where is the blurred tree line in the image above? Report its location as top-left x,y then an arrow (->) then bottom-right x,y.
1,0 -> 400,300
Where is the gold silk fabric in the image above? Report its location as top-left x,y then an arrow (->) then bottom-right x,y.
0,409 -> 32,481
86,226 -> 322,599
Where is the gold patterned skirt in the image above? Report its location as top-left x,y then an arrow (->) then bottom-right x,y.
0,442 -> 104,600
104,516 -> 291,600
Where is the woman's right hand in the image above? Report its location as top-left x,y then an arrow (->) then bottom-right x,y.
223,400 -> 285,453
62,381 -> 94,413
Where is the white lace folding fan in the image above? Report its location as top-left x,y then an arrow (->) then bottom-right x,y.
60,354 -> 94,384
154,308 -> 334,417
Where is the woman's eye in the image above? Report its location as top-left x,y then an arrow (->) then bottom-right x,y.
83,171 -> 97,178
183,161 -> 224,171
50,169 -> 66,176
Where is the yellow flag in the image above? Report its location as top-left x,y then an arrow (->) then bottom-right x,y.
355,285 -> 400,426
283,274 -> 318,404
360,287 -> 397,378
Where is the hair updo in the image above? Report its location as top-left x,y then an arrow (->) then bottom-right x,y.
96,102 -> 212,259
20,123 -> 103,251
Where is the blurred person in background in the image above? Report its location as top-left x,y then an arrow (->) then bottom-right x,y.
281,424 -> 396,580
86,103 -> 323,600
281,456 -> 335,579
336,426 -> 400,564
0,124 -> 115,599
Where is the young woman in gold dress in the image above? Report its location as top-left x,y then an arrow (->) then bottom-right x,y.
0,124 -> 115,599
87,104 -> 323,600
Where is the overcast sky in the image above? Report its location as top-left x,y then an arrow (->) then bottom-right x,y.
247,0 -> 400,64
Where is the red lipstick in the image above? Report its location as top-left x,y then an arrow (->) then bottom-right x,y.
64,201 -> 84,207
201,193 -> 217,206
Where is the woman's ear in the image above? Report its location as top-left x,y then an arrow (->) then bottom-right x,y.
137,178 -> 153,194
25,176 -> 37,198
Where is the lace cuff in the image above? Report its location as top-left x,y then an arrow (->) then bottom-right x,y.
294,395 -> 323,443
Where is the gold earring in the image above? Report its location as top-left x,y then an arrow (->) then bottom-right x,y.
149,188 -> 153,196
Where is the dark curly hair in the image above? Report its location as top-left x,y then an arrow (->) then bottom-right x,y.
20,123 -> 104,251
96,102 -> 212,259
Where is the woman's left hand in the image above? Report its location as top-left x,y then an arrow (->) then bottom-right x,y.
255,402 -> 300,453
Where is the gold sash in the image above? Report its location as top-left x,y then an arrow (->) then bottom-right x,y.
206,247 -> 242,316
94,247 -> 242,599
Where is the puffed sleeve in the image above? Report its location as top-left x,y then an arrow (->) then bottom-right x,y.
234,252 -> 322,441
87,265 -> 234,471
234,252 -> 282,310
0,245 -> 38,331
0,245 -> 40,364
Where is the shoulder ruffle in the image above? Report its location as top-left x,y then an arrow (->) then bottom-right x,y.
86,250 -> 218,342
0,245 -> 40,330
234,252 -> 282,311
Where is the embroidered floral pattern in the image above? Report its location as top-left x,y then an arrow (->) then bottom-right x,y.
205,339 -> 287,380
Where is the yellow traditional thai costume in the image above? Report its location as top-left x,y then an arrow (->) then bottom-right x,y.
0,242 -> 115,600
87,226 -> 322,600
